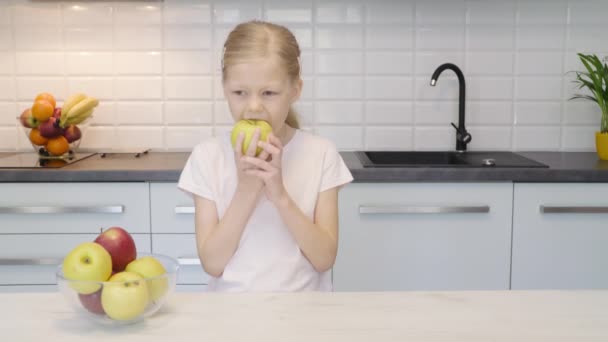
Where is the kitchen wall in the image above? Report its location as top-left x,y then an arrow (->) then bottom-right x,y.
0,0 -> 607,152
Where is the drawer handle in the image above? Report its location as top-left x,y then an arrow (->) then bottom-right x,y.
178,257 -> 200,265
359,205 -> 490,214
0,205 -> 124,214
540,205 -> 608,214
0,258 -> 63,266
175,206 -> 195,214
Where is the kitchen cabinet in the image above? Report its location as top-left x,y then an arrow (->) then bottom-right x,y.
0,183 -> 151,292
333,182 -> 513,291
511,183 -> 608,289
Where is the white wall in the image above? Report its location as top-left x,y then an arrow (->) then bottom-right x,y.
0,0 -> 606,152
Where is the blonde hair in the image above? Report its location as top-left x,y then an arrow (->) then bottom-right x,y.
222,20 -> 301,129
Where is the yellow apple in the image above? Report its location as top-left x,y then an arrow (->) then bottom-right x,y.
101,271 -> 149,321
62,242 -> 112,294
126,256 -> 168,302
230,119 -> 272,156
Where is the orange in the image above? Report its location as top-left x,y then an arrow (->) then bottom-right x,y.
31,100 -> 54,122
35,92 -> 56,109
46,136 -> 70,156
29,128 -> 48,146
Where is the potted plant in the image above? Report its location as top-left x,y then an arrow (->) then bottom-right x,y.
570,53 -> 608,160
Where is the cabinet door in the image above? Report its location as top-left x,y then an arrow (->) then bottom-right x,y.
150,182 -> 194,233
0,183 -> 150,233
333,182 -> 513,291
151,234 -> 210,286
512,183 -> 608,289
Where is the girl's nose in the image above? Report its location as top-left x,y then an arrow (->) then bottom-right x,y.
247,97 -> 263,113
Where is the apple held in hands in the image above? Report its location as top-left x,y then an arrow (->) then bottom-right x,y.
231,119 -> 272,156
126,256 -> 168,302
94,226 -> 137,272
62,242 -> 112,294
101,271 -> 149,321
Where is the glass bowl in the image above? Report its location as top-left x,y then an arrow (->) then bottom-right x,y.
17,115 -> 93,159
56,253 -> 179,325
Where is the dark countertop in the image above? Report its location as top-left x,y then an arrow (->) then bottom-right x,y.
0,151 -> 607,183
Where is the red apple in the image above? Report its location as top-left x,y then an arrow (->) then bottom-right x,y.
39,117 -> 64,138
53,107 -> 62,119
78,289 -> 105,315
63,125 -> 82,143
94,227 -> 137,272
19,108 -> 39,128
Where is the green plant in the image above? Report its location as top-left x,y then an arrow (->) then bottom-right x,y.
570,53 -> 608,133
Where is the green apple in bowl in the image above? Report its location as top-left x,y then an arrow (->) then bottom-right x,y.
101,271 -> 149,321
126,256 -> 168,302
230,119 -> 272,156
62,242 -> 112,294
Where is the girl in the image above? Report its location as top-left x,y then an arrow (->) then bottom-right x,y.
178,20 -> 353,292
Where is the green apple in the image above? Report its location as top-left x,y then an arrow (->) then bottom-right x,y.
62,242 -> 112,294
230,119 -> 272,156
126,256 -> 168,302
101,271 -> 149,321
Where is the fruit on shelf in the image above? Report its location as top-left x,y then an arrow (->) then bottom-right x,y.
20,108 -> 39,128
31,100 -> 54,122
29,128 -> 48,146
63,125 -> 82,143
46,136 -> 70,156
38,117 -> 64,138
59,95 -> 98,128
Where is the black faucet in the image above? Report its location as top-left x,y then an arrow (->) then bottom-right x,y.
430,63 -> 471,152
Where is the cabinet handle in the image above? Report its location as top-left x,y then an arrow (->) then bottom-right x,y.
0,258 -> 62,266
540,205 -> 608,214
178,257 -> 200,265
0,205 -> 124,214
175,206 -> 195,214
359,205 -> 490,214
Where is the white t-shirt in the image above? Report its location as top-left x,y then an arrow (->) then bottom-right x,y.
177,129 -> 353,292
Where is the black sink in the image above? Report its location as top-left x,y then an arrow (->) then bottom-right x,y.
356,151 -> 549,168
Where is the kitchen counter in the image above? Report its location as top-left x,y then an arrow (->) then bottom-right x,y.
2,290 -> 607,341
0,151 -> 607,182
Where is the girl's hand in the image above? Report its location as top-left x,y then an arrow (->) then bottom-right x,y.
242,133 -> 287,205
234,128 -> 265,194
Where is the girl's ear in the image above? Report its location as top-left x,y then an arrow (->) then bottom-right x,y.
290,78 -> 303,103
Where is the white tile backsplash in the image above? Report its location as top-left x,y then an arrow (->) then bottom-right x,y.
0,0 -> 603,152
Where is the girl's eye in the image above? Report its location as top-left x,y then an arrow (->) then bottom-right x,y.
233,90 -> 245,96
263,91 -> 277,96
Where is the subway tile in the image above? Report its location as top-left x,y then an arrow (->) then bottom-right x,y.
13,2 -> 61,26
0,127 -> 17,151
567,27 -> 608,51
165,51 -> 212,75
293,101 -> 314,126
569,0 -> 608,25
165,26 -> 211,50
316,51 -> 363,74
466,1 -> 515,25
213,77 -> 224,100
516,27 -> 565,50
301,76 -> 314,100
0,29 -> 12,50
516,51 -> 563,75
214,125 -> 233,138
300,51 -> 313,75
65,27 -> 112,50
90,101 -> 115,125
0,6 -> 10,26
416,0 -> 465,25
366,52 -> 413,75
114,3 -> 161,25
78,126 -> 116,150
15,52 -> 64,75
317,2 -> 363,23
315,77 -> 363,99
15,27 -> 63,50
467,26 -> 513,50
466,126 -> 512,151
16,77 -> 66,101
265,2 -> 312,23
114,27 -> 161,50
516,77 -> 562,100
166,126 -> 213,150
164,2 -> 211,24
0,102 -> 17,125
415,76 -> 459,100
366,77 -> 413,100
66,52 -> 113,75
415,51 -> 465,76
214,27 -> 232,50
366,1 -> 413,24
415,101 -> 457,125
562,126 -> 596,151
467,101 -> 514,125
365,101 -> 413,124
367,26 -> 413,50
365,127 -> 413,150
115,102 -> 162,125
62,3 -> 113,26
115,52 -> 162,75
213,2 -> 262,23
116,127 -> 163,150
315,101 -> 363,124
468,77 -> 513,100
0,52 -> 14,74
416,26 -> 464,50
414,126 -> 454,151
514,102 -> 562,125
165,102 -> 213,125
316,27 -> 363,49
315,126 -> 363,150
213,101 -> 233,124
115,77 -> 162,100
164,77 -> 213,100
517,1 -> 567,25
466,52 -> 513,75
513,126 -> 561,151
67,77 -> 113,101
563,101 -> 601,125
289,27 -> 313,49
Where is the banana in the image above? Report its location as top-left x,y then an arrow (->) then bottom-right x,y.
67,108 -> 94,125
61,93 -> 87,118
64,97 -> 98,124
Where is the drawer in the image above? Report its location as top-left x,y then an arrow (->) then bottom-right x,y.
176,284 -> 208,292
0,183 -> 150,234
151,234 -> 210,285
0,234 -> 151,285
0,285 -> 58,293
150,182 -> 195,233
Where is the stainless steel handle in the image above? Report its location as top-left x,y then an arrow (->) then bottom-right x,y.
175,206 -> 195,214
0,206 -> 124,214
178,257 -> 200,265
0,258 -> 63,266
540,205 -> 608,214
359,205 -> 490,214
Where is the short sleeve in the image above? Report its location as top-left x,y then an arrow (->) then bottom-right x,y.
319,141 -> 353,192
177,143 -> 215,201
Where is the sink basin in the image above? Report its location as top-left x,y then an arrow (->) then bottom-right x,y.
356,151 -> 548,168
